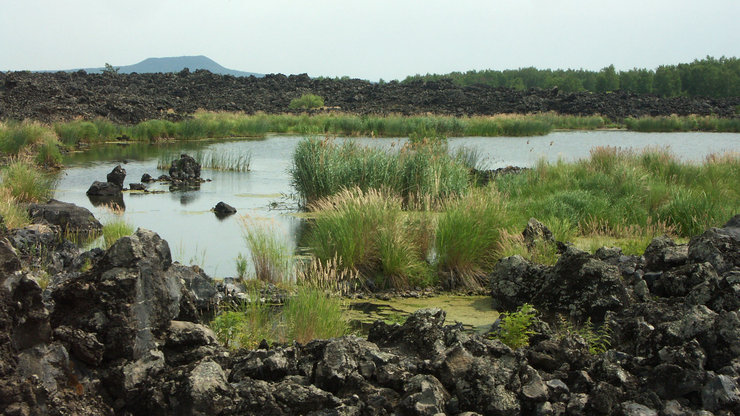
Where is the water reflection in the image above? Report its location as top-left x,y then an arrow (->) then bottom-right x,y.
88,194 -> 125,211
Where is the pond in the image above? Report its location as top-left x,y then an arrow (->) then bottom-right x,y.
54,131 -> 740,278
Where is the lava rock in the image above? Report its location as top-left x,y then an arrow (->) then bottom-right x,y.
27,199 -> 103,237
86,180 -> 122,196
213,201 -> 237,217
106,165 -> 126,189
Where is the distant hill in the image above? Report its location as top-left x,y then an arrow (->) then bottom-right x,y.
50,55 -> 263,77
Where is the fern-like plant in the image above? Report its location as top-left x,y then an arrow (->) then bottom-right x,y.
493,303 -> 537,349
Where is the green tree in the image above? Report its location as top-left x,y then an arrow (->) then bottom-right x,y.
654,65 -> 682,97
595,65 -> 619,93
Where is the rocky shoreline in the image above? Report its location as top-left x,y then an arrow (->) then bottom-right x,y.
1,200 -> 739,415
2,71 -> 739,124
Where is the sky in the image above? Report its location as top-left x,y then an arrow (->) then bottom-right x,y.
1,0 -> 738,81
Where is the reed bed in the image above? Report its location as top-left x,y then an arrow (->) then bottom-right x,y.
624,115 -> 740,133
290,136 -> 470,205
495,146 -> 740,237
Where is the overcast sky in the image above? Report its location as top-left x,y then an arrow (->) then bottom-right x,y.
1,0 -> 738,81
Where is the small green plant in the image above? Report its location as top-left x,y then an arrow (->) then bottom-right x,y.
557,315 -> 612,354
492,303 -> 537,349
235,253 -> 248,280
80,258 -> 92,273
103,63 -> 120,75
289,93 -> 325,110
209,293 -> 273,349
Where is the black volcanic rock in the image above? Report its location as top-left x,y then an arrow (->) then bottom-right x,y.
0,71 -> 737,124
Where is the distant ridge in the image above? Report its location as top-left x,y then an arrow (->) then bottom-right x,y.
47,55 -> 263,77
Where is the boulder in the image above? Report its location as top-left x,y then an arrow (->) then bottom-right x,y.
213,201 -> 237,218
399,374 -> 450,416
141,173 -> 155,183
688,214 -> 740,274
490,247 -> 630,322
0,238 -> 21,273
169,154 -> 201,182
106,165 -> 126,189
51,228 -> 181,362
129,183 -> 146,191
86,180 -> 122,196
27,199 -> 102,237
522,218 -> 554,249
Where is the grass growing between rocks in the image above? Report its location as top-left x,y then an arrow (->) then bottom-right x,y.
210,286 -> 349,349
101,219 -> 135,249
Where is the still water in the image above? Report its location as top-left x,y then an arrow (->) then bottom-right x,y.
54,131 -> 740,278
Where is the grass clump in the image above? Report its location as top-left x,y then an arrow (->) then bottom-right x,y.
101,219 -> 135,248
435,187 -> 509,288
306,188 -> 433,289
0,188 -> 30,229
492,303 -> 537,349
0,159 -> 56,203
240,217 -> 294,283
210,294 -> 273,349
283,286 -> 348,344
289,94 -> 325,110
291,135 -> 470,206
209,286 -> 348,349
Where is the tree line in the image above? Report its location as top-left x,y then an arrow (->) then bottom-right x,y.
402,56 -> 739,98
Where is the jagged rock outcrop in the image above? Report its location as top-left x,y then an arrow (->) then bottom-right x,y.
490,245 -> 631,322
1,216 -> 740,415
27,199 -> 102,237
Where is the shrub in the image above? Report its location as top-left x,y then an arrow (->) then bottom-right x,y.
289,94 -> 325,110
493,303 -> 537,349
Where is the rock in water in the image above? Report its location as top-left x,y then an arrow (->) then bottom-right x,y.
86,180 -> 122,196
106,165 -> 126,189
169,154 -> 201,182
213,201 -> 236,218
